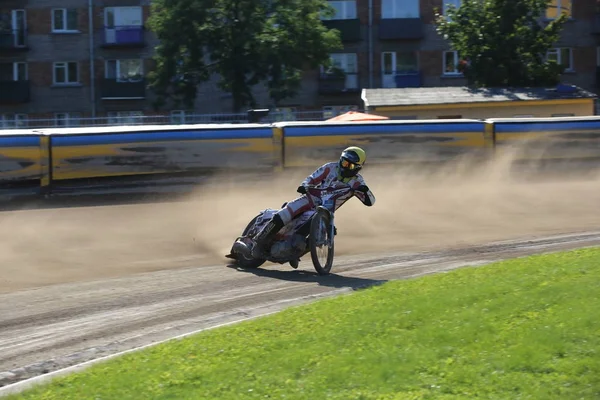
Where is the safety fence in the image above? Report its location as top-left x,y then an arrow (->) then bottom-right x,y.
1,116 -> 599,198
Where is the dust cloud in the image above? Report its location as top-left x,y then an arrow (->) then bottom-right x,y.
1,141 -> 600,292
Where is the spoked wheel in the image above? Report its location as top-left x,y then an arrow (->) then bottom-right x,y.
309,209 -> 334,275
236,215 -> 267,269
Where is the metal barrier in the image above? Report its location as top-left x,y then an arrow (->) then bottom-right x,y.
1,116 -> 599,198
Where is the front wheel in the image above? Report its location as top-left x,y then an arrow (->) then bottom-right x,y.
309,209 -> 334,275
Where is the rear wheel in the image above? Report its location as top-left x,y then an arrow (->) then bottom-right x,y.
236,215 -> 267,269
309,209 -> 334,275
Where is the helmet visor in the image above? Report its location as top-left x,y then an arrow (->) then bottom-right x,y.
341,158 -> 361,170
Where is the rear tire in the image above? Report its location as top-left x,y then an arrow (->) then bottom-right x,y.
309,209 -> 334,275
236,214 -> 266,269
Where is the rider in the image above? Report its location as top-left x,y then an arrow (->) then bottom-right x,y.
245,146 -> 376,259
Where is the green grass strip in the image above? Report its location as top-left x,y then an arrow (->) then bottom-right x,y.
6,247 -> 600,400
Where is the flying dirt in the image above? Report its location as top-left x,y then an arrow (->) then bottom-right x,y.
0,148 -> 599,293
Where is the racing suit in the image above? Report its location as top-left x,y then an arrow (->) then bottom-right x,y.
249,161 -> 375,258
278,161 -> 375,225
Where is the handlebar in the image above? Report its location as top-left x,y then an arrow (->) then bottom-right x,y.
301,184 -> 353,209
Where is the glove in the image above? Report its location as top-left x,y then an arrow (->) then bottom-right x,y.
297,185 -> 307,194
355,185 -> 369,193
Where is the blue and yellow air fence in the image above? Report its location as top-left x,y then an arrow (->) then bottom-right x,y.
1,116 -> 599,199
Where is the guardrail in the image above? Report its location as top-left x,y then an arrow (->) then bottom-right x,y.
0,116 -> 599,198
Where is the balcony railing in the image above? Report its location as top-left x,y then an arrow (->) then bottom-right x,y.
0,29 -> 28,51
592,14 -> 600,34
379,18 -> 424,40
101,78 -> 146,99
101,26 -> 145,47
318,72 -> 360,94
0,80 -> 30,103
394,71 -> 421,88
382,70 -> 422,88
322,19 -> 361,42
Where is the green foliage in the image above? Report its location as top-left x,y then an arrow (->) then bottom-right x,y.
146,0 -> 342,111
9,247 -> 600,399
434,0 -> 569,87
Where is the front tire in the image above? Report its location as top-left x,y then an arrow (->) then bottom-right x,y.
309,209 -> 334,275
236,214 -> 267,269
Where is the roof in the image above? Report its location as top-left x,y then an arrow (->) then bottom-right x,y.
361,85 -> 597,108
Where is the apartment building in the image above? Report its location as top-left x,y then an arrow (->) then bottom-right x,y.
0,0 -> 597,127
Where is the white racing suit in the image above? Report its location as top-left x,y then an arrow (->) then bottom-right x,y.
249,161 -> 376,258
279,161 -> 375,224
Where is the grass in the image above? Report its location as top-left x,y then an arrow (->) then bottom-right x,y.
6,247 -> 600,400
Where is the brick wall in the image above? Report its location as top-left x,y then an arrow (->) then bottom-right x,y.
420,50 -> 442,77
421,0 -> 443,23
573,46 -> 596,73
27,8 -> 51,35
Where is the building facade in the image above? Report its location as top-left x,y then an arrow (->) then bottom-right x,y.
0,0 -> 597,127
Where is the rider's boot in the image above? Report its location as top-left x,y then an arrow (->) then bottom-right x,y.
289,259 -> 299,269
250,214 -> 284,258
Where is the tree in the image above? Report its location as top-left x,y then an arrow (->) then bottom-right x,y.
434,0 -> 569,87
147,0 -> 343,112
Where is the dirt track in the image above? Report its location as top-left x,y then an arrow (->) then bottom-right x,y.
1,154 -> 600,390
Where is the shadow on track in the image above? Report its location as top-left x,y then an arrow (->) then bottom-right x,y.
226,263 -> 388,291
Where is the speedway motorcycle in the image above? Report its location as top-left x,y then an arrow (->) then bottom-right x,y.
226,185 -> 347,275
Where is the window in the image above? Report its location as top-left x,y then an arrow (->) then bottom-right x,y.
382,0 -> 420,18
596,47 -> 600,66
322,1 -> 357,20
443,51 -> 462,75
52,9 -> 78,32
105,59 -> 143,81
382,52 -> 419,88
108,111 -> 144,125
326,53 -> 358,89
10,10 -> 26,47
396,52 -> 418,73
547,48 -> 573,72
1,114 -> 27,129
514,115 -> 534,118
105,6 -> 142,27
53,62 -> 79,84
546,0 -> 571,19
0,62 -> 27,81
442,0 -> 461,20
55,113 -> 81,127
552,113 -> 575,117
330,53 -> 357,73
14,62 -> 27,80
383,52 -> 418,75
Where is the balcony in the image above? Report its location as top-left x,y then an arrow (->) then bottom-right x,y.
592,14 -> 600,34
322,19 -> 361,42
395,71 -> 421,88
101,26 -> 145,48
379,18 -> 424,40
0,29 -> 28,52
318,72 -> 360,94
100,78 -> 146,99
0,80 -> 30,103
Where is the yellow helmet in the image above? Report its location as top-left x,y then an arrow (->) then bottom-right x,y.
339,146 -> 366,178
